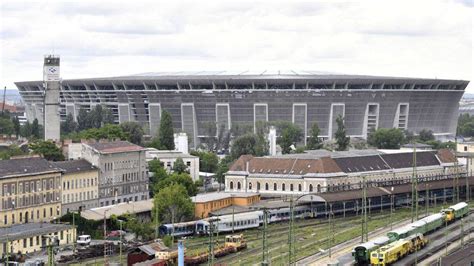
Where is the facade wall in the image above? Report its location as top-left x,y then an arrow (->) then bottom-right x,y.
17,78 -> 465,147
61,170 -> 99,214
82,146 -> 149,207
225,164 -> 461,195
0,172 -> 62,228
0,227 -> 75,256
194,194 -> 260,218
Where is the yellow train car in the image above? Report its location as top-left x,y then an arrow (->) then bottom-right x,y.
370,239 -> 410,265
370,234 -> 427,265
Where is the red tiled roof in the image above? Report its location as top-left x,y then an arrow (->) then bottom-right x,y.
437,149 -> 456,163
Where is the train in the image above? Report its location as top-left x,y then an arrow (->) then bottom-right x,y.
159,205 -> 315,237
370,234 -> 428,265
352,201 -> 468,265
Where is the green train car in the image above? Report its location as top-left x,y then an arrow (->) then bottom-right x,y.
352,236 -> 390,265
443,202 -> 469,222
387,225 -> 415,242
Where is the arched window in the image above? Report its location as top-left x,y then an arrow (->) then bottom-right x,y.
237,182 -> 241,190
265,183 -> 269,190
290,184 -> 294,191
298,184 -> 302,191
257,182 -> 261,190
282,184 -> 286,191
274,183 -> 277,191
309,184 -> 313,192
249,182 -> 252,190
230,181 -> 234,190
317,184 -> 321,193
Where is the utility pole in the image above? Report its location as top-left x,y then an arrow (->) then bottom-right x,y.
1,86 -> 6,114
454,137 -> 460,203
412,143 -> 418,222
155,205 -> 159,239
445,218 -> 448,255
390,187 -> 394,230
328,205 -> 332,258
262,209 -> 269,266
119,220 -> 123,265
361,175 -> 368,243
288,197 -> 295,265
232,205 -> 235,233
208,218 -> 216,266
104,210 -> 109,266
72,211 -> 76,254
426,184 -> 430,216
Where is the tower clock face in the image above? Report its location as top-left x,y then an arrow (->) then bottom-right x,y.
43,66 -> 60,81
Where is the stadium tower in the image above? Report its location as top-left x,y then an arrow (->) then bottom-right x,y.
43,55 -> 61,141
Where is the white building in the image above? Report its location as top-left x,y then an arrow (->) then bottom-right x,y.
225,149 -> 462,195
145,148 -> 200,181
81,141 -> 149,206
174,133 -> 189,154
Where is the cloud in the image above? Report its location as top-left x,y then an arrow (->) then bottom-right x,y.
0,0 -> 471,92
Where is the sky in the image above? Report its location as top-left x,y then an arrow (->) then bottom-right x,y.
0,0 -> 472,93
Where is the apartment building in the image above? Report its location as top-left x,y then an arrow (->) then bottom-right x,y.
81,141 -> 149,206
52,159 -> 99,214
0,157 -> 62,228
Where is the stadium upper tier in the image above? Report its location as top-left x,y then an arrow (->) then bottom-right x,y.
15,72 -> 469,148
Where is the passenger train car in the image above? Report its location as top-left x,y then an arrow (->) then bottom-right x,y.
195,211 -> 263,235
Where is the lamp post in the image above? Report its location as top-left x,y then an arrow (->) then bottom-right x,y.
118,219 -> 124,265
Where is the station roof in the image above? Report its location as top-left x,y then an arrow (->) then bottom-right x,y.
0,223 -> 74,243
191,192 -> 259,203
81,200 -> 153,221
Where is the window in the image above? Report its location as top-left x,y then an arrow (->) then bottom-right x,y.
282,184 -> 286,191
298,184 -> 302,192
237,182 -> 241,190
265,183 -> 269,190
274,183 -> 277,191
465,146 -> 468,152
257,182 -> 260,190
290,184 -> 293,191
309,184 -> 313,192
248,183 -> 252,190
317,184 -> 321,193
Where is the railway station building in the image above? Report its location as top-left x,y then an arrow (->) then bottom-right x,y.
225,149 -> 463,196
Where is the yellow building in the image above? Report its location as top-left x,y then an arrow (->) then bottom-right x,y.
0,223 -> 76,256
52,159 -> 99,214
192,192 -> 260,218
0,157 -> 62,228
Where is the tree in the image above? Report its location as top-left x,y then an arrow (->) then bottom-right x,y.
367,128 -> 405,149
277,123 -> 303,154
12,117 -> 20,138
153,183 -> 194,224
148,159 -> 169,196
418,129 -> 435,142
61,113 -> 78,135
215,156 -> 234,184
191,151 -> 219,173
121,121 -> 144,145
102,106 -> 115,124
231,133 -> 268,160
158,110 -> 175,150
29,140 -> 65,161
77,108 -> 89,131
306,122 -> 323,150
20,121 -> 32,138
0,118 -> 14,135
172,157 -> 187,174
155,173 -> 198,196
31,118 -> 41,139
201,122 -> 217,151
335,115 -> 350,151
78,124 -> 127,141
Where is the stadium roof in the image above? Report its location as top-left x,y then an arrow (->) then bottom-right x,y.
15,71 -> 469,86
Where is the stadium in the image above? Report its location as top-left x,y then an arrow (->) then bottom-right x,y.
15,71 -> 469,148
